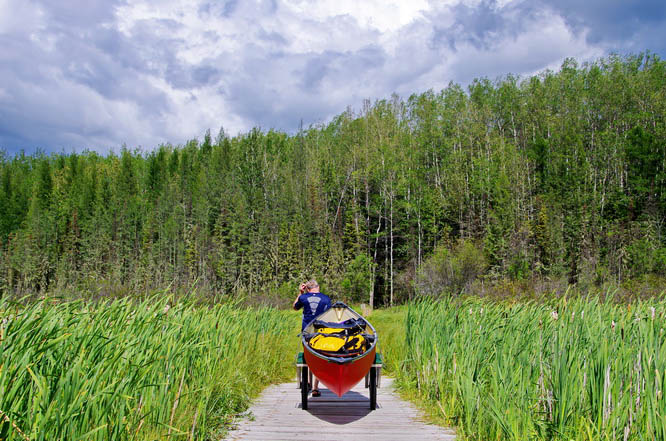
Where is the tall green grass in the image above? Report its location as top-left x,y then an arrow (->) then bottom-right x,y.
392,297 -> 666,440
0,297 -> 299,440
368,306 -> 408,376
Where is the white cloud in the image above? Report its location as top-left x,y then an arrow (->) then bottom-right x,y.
0,0 -> 45,35
284,0 -> 431,33
0,0 -> 663,153
444,11 -> 604,84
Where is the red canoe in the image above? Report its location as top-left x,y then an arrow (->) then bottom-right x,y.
301,302 -> 378,397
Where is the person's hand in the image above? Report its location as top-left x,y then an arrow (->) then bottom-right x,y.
299,283 -> 307,293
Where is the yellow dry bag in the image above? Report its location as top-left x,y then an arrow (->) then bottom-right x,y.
310,334 -> 346,352
309,328 -> 366,353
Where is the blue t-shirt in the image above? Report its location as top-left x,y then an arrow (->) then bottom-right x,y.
294,292 -> 332,330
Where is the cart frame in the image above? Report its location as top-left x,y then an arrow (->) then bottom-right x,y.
296,352 -> 383,410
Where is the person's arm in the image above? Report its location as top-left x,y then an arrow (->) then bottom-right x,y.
293,283 -> 307,310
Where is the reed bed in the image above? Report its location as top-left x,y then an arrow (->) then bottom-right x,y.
0,297 -> 299,441
394,297 -> 666,441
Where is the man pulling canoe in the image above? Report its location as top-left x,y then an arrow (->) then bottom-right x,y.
293,279 -> 331,397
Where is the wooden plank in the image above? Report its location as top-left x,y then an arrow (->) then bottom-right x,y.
223,377 -> 456,440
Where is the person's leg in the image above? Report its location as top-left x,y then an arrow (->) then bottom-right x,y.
312,377 -> 321,396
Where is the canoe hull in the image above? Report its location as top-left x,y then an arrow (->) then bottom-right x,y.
304,344 -> 376,397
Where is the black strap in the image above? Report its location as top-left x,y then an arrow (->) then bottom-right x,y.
303,330 -> 347,340
313,318 -> 366,330
343,336 -> 360,350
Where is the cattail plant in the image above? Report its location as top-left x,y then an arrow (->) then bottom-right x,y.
391,294 -> 666,440
0,296 -> 299,440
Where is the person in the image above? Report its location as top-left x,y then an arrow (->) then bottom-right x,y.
293,279 -> 331,397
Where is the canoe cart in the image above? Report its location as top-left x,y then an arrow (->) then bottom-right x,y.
296,302 -> 382,410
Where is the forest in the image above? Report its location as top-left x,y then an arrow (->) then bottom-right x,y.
0,53 -> 664,306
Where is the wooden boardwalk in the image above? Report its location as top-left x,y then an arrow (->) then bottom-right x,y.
223,377 -> 456,441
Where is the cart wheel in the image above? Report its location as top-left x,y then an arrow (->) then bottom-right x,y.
369,366 -> 377,410
301,366 -> 309,410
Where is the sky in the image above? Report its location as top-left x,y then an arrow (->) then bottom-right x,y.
0,0 -> 665,154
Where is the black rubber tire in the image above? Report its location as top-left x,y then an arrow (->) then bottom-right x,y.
369,367 -> 377,410
301,366 -> 309,410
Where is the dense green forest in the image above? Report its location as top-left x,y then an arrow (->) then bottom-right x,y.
1,54 -> 664,305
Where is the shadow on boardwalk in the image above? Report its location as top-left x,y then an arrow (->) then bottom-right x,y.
302,389 -> 371,424
224,377 -> 456,441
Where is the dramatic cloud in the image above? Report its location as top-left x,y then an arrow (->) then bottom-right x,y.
0,0 -> 664,153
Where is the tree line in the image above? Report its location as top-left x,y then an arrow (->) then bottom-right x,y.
1,53 -> 664,305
